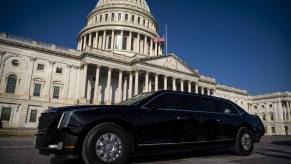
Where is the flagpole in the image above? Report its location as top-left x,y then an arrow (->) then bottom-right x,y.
165,23 -> 168,55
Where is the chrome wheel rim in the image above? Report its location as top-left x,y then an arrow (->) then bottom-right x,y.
95,133 -> 123,162
241,133 -> 252,151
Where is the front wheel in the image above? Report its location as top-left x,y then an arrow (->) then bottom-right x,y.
233,127 -> 254,156
82,123 -> 131,164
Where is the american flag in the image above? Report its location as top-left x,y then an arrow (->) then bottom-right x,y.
154,36 -> 165,43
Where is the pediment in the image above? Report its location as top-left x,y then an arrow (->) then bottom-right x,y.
143,55 -> 195,74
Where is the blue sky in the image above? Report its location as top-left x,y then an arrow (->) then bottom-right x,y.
0,0 -> 290,95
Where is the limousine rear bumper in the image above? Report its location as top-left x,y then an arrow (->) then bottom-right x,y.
254,126 -> 265,143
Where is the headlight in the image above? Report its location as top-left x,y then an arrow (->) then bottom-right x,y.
57,111 -> 73,128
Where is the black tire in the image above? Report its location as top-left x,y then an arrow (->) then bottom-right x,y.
233,127 -> 254,156
82,123 -> 131,164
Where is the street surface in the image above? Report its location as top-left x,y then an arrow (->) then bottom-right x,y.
0,136 -> 290,164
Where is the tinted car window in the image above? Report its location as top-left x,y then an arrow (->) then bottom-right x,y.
217,100 -> 239,115
120,92 -> 154,105
146,93 -> 177,109
177,94 -> 218,113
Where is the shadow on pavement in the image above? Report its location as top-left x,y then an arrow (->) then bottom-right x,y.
271,140 -> 291,147
264,148 -> 291,156
257,152 -> 291,161
50,149 -> 230,164
129,149 -> 229,163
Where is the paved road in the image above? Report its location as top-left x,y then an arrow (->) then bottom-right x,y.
0,136 -> 290,164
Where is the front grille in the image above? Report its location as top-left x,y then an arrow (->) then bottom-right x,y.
38,112 -> 62,130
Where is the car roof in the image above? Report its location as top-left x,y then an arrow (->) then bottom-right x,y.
153,90 -> 232,103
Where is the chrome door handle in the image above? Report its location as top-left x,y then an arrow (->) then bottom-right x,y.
177,116 -> 188,120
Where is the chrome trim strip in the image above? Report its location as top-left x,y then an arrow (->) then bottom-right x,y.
57,112 -> 65,129
138,139 -> 235,147
156,108 -> 241,116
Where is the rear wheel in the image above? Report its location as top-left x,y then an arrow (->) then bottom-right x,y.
82,123 -> 131,164
233,127 -> 254,156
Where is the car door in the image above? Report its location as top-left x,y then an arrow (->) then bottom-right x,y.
177,95 -> 220,142
215,100 -> 243,140
140,93 -> 192,145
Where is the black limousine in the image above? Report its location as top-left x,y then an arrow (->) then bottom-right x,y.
36,91 -> 265,164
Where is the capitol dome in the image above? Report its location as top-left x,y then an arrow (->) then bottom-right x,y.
77,0 -> 163,57
96,0 -> 151,13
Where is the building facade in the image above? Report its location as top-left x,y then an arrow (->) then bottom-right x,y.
0,0 -> 290,135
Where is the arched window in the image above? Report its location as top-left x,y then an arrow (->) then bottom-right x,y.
118,13 -> 121,21
270,112 -> 274,121
5,74 -> 17,94
111,13 -> 115,21
262,113 -> 266,121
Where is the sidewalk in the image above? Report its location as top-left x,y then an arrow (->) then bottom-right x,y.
0,128 -> 36,138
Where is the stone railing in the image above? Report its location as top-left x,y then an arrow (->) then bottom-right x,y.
0,32 -> 80,56
0,93 -> 24,99
79,21 -> 158,37
199,75 -> 216,84
252,92 -> 291,101
83,46 -> 135,63
217,84 -> 248,95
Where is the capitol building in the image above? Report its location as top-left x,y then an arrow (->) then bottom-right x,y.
0,0 -> 290,136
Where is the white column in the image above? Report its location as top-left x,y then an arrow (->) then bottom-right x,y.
111,30 -> 115,49
127,31 -> 132,51
149,79 -> 152,92
211,89 -> 216,96
118,70 -> 123,103
78,38 -> 82,50
128,72 -> 133,98
144,36 -> 148,55
81,63 -> 88,100
102,31 -> 106,49
83,35 -> 87,50
120,30 -> 124,50
134,70 -> 139,96
137,34 -> 140,53
201,86 -> 204,95
75,67 -> 81,100
88,33 -> 92,47
195,83 -> 199,94
24,57 -> 36,97
188,81 -> 192,93
77,39 -> 81,50
274,102 -> 279,121
93,66 -> 100,104
173,78 -> 176,91
164,76 -> 168,90
94,32 -> 98,48
106,67 -> 112,104
278,101 -> 284,121
150,39 -> 153,56
155,74 -> 159,91
98,35 -> 102,49
123,78 -> 128,101
155,42 -> 158,56
205,88 -> 209,95
180,80 -> 184,92
145,71 -> 149,92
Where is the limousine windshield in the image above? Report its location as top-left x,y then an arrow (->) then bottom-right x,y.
119,92 -> 154,106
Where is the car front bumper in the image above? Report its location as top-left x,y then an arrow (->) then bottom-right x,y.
35,128 -> 81,156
